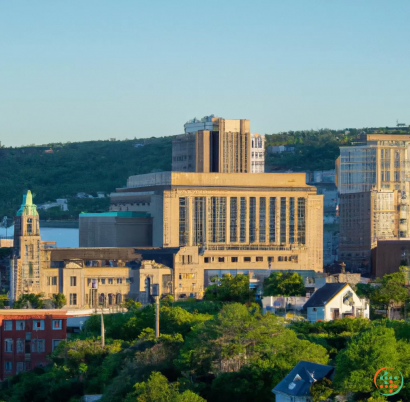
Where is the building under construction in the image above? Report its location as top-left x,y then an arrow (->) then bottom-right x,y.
336,134 -> 410,271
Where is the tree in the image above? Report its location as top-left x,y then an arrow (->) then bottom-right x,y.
124,371 -> 205,402
333,325 -> 403,395
310,378 -> 333,402
204,274 -> 255,303
372,272 -> 408,319
263,271 -> 305,296
176,303 -> 328,385
52,293 -> 66,309
13,293 -> 45,309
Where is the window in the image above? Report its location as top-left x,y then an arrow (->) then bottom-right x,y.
4,362 -> 12,373
108,278 -> 113,284
256,257 -> 263,262
269,197 -> 276,243
244,257 -> 251,262
204,257 -> 210,263
101,278 -> 106,284
218,257 -> 225,263
231,257 -> 238,262
278,256 -> 283,261
5,339 -> 13,353
16,362 -> 24,374
17,339 -> 24,353
48,276 -> 57,286
179,273 -> 196,279
259,197 -> 266,242
4,320 -> 12,331
52,340 -> 62,351
52,320 -> 62,330
179,197 -> 189,246
70,293 -> 77,305
27,218 -> 32,234
208,197 -> 227,243
33,320 -> 44,330
25,362 -> 31,371
249,197 -> 256,243
280,197 -> 287,243
70,276 -> 77,286
117,278 -> 122,284
32,339 -> 45,353
29,262 -> 34,278
230,197 -> 238,242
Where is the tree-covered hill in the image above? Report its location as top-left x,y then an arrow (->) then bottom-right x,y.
0,137 -> 173,220
0,126 -> 405,220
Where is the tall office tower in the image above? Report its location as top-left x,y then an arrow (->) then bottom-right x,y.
251,133 -> 266,173
11,191 -> 42,300
172,115 -> 252,173
336,134 -> 410,271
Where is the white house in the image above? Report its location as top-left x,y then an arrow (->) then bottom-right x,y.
303,283 -> 369,322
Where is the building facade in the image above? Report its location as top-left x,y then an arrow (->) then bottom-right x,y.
106,171 -> 324,299
172,115 -> 252,173
336,134 -> 410,270
0,310 -> 67,380
251,133 -> 265,173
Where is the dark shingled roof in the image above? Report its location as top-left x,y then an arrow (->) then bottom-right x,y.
272,361 -> 335,397
303,283 -> 348,309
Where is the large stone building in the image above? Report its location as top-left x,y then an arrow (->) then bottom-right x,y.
336,134 -> 410,270
13,170 -> 323,305
172,115 -> 253,173
82,171 -> 324,300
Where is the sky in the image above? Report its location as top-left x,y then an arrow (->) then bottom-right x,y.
1,1 -> 410,147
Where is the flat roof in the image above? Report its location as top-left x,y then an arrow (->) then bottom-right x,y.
126,171 -> 312,189
80,212 -> 150,218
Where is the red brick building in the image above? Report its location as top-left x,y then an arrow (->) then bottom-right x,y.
0,310 -> 67,380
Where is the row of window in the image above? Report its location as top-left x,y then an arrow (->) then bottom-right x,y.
5,338 -> 62,354
5,361 -> 31,374
4,319 -> 62,331
87,278 -> 127,286
180,196 -> 306,246
203,255 -> 298,263
48,277 -> 129,287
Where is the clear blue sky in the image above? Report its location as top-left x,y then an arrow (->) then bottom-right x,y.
1,1 -> 409,147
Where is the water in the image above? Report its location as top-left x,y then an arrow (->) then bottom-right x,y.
0,226 -> 79,248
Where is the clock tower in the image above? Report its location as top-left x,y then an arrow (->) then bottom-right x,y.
11,191 -> 41,301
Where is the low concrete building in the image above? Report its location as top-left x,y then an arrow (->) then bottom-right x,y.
79,212 -> 152,247
304,283 -> 369,322
272,360 -> 335,402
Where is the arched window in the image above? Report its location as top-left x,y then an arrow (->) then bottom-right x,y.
99,293 -> 105,305
116,293 -> 122,305
108,294 -> 113,305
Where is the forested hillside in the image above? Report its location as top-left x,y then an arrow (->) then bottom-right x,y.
0,137 -> 173,220
0,127 -> 402,220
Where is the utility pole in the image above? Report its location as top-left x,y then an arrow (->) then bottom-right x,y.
101,309 -> 105,347
155,295 -> 160,338
152,284 -> 160,338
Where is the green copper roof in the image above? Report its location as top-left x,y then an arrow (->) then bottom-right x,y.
16,190 -> 39,216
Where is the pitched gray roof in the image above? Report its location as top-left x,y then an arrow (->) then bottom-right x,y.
272,361 -> 335,397
303,283 -> 348,309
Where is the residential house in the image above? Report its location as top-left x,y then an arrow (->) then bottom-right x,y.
272,360 -> 335,402
303,283 -> 369,322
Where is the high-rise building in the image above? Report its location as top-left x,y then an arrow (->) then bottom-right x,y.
172,115 -> 253,173
336,134 -> 410,271
251,133 -> 265,173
